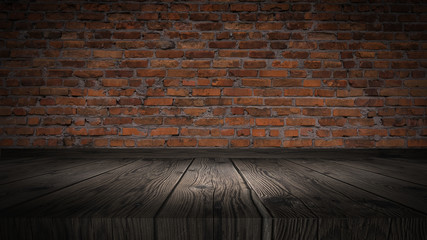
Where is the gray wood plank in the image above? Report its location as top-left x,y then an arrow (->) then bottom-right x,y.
1,159 -> 192,240
0,157 -> 104,185
389,218 -> 427,240
156,158 -> 214,240
212,158 -> 263,240
232,159 -> 318,240
332,157 -> 427,186
156,158 -> 263,240
234,159 -> 427,240
0,159 -> 133,209
289,158 -> 427,215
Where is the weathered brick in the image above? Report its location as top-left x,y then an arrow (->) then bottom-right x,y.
1,1 -> 425,149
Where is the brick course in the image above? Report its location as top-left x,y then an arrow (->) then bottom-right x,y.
0,0 -> 426,148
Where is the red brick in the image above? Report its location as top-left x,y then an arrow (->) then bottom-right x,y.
213,60 -> 240,68
195,23 -> 222,31
193,88 -> 221,96
224,23 -> 253,30
225,117 -> 251,126
199,139 -> 228,147
345,139 -> 375,148
156,50 -> 184,58
234,98 -> 263,105
249,51 -> 275,59
198,69 -> 227,77
121,128 -> 146,136
124,50 -> 153,58
36,127 -> 62,136
376,139 -> 405,147
255,118 -> 284,126
151,127 -> 179,136
224,88 -> 252,96
333,109 -> 361,117
287,22 -> 313,30
256,23 -> 284,30
230,4 -> 257,12
137,69 -> 166,77
272,79 -> 302,87
283,139 -> 312,148
229,70 -> 257,77
231,139 -> 250,147
219,50 -> 248,58
289,42 -> 317,49
408,139 -> 427,147
194,118 -> 223,126
242,78 -> 271,87
186,51 -> 215,58
314,139 -> 343,147
167,138 -> 197,147
137,139 -> 165,147
244,60 -> 266,69
361,42 -> 387,50
261,4 -> 289,11
253,139 -> 281,147
168,69 -> 196,78
182,60 -> 210,68
268,32 -> 291,40
144,98 -> 173,106
319,118 -> 346,127
259,70 -> 288,77
286,118 -> 316,126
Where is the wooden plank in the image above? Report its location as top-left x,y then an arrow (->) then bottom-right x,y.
156,158 -> 263,240
0,157 -> 103,185
332,157 -> 427,186
2,149 -> 427,160
212,158 -> 263,240
0,159 -> 133,209
289,158 -> 427,215
156,158 -> 214,240
389,218 -> 427,240
234,159 -> 427,240
232,159 -> 318,240
1,159 -> 192,240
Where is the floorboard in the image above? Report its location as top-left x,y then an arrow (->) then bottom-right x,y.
332,157 -> 427,186
0,159 -> 133,209
1,159 -> 192,240
289,158 -> 427,215
0,149 -> 426,240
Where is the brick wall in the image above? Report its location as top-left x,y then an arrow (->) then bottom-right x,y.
0,0 -> 426,148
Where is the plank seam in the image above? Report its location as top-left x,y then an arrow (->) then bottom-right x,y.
230,158 -> 273,240
3,159 -> 137,211
287,159 -> 427,217
331,160 -> 427,188
153,157 -> 195,240
0,160 -> 103,186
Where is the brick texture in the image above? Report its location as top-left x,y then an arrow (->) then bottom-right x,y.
0,0 -> 426,148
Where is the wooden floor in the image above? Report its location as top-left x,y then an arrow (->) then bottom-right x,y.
0,149 -> 426,240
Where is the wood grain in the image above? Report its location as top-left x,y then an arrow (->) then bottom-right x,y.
289,158 -> 427,215
232,158 -> 318,240
0,150 -> 426,240
157,158 -> 263,240
1,159 -> 192,240
234,158 -> 427,239
0,156 -> 95,184
156,158 -> 214,240
212,158 -> 262,240
0,159 -> 133,209
332,157 -> 427,186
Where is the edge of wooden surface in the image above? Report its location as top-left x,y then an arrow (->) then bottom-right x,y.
2,148 -> 427,159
